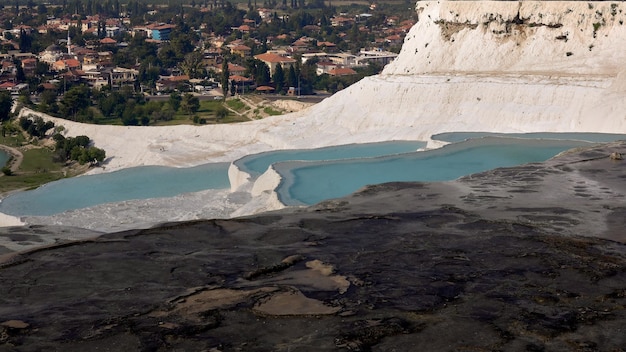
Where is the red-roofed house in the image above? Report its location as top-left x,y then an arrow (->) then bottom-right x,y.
156,74 -> 189,91
52,58 -> 81,71
254,52 -> 296,75
40,82 -> 57,90
0,61 -> 16,77
229,75 -> 255,93
385,34 -> 403,45
331,16 -> 354,27
21,58 -> 37,70
318,41 -> 338,53
290,38 -> 312,53
256,85 -> 274,93
231,45 -> 252,57
100,37 -> 117,45
316,61 -> 337,75
227,63 -> 246,76
229,75 -> 253,83
328,67 -> 357,76
0,81 -> 16,90
237,24 -> 253,33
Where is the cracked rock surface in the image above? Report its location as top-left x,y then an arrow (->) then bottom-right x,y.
0,142 -> 625,351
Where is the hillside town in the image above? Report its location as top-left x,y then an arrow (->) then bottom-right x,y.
0,0 -> 415,125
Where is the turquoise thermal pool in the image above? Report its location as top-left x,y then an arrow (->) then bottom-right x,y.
235,141 -> 428,176
273,137 -> 599,206
0,163 -> 231,216
0,133 -> 623,217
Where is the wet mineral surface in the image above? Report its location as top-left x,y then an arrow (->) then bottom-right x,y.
0,142 -> 625,351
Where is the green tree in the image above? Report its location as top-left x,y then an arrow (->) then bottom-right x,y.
19,115 -> 55,138
59,85 -> 90,120
97,90 -> 125,119
121,99 -> 138,125
273,63 -> 285,92
254,61 -> 271,86
221,58 -> 229,100
18,29 -> 32,53
180,93 -> 200,116
151,102 -> 175,123
14,62 -> 26,82
215,105 -> 229,119
55,134 -> 93,161
77,146 -> 106,165
168,92 -> 182,112
169,28 -> 197,61
40,89 -> 57,105
286,65 -> 297,89
157,44 -> 179,68
180,51 -> 205,79
0,91 -> 12,123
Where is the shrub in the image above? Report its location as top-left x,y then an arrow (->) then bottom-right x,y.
593,22 -> 602,31
1,166 -> 12,176
215,105 -> 229,120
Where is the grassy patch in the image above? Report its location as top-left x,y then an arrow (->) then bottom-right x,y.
226,99 -> 248,112
263,106 -> 283,116
0,171 -> 65,194
153,101 -> 243,125
0,133 -> 27,147
217,114 -> 250,124
19,148 -> 62,173
0,146 -> 86,195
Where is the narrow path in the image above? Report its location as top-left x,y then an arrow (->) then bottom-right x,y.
224,97 -> 255,121
0,144 -> 23,174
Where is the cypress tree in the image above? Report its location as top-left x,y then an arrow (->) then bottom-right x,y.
221,58 -> 229,99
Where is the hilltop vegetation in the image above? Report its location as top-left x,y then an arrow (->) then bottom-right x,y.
0,0 -> 414,125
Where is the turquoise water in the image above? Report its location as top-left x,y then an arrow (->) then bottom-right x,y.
0,141 -> 427,217
433,132 -> 626,143
1,133 -> 623,217
0,150 -> 8,168
275,137 -> 594,206
237,141 -> 427,176
0,163 -> 231,216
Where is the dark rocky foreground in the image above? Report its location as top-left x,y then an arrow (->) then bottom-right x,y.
1,142 -> 625,351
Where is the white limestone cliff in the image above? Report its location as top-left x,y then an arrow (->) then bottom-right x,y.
389,1 -> 626,75
283,0 -> 626,143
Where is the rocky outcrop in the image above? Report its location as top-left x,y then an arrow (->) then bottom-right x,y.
388,1 -> 626,75
0,141 -> 625,350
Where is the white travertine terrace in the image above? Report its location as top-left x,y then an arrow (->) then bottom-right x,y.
3,1 -> 626,229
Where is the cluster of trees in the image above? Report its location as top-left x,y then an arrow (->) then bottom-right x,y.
5,113 -> 106,167
52,134 -> 106,165
36,83 -> 203,126
96,89 -> 199,124
19,114 -> 55,138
